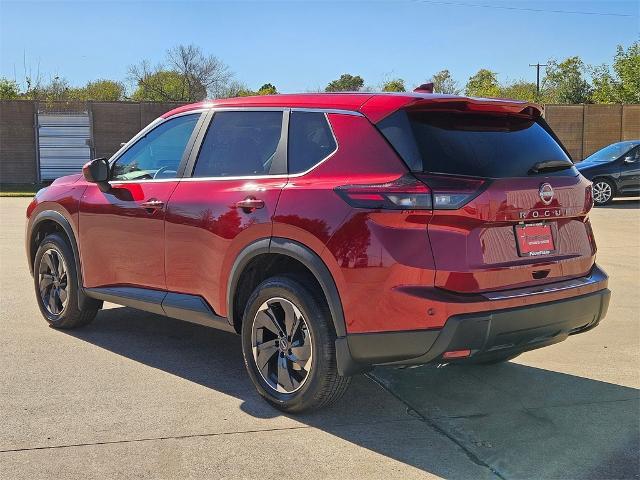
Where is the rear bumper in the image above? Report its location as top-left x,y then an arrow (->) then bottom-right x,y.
336,273 -> 610,375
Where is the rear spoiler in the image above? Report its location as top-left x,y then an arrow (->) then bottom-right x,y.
361,95 -> 543,123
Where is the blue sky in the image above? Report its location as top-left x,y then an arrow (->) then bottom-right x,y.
1,0 -> 638,94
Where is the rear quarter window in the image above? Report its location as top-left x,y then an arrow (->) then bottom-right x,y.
288,111 -> 337,174
379,111 -> 574,178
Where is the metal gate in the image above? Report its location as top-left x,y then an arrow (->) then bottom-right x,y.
36,104 -> 92,181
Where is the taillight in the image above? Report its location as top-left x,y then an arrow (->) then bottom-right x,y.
416,174 -> 486,210
335,174 -> 486,210
335,175 -> 432,210
585,183 -> 594,212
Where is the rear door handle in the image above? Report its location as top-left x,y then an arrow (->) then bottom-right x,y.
235,197 -> 265,211
141,199 -> 164,211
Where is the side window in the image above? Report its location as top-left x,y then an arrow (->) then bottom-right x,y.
193,111 -> 283,177
112,114 -> 200,181
288,111 -> 337,174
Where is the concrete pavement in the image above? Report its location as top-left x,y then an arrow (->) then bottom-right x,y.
1,197 -> 638,479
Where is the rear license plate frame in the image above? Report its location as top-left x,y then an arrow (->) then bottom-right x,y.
515,222 -> 556,257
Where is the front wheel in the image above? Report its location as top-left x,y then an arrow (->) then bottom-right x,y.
592,179 -> 614,206
33,233 -> 99,329
241,276 -> 350,413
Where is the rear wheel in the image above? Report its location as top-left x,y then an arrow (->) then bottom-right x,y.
33,233 -> 98,329
241,276 -> 350,413
592,179 -> 614,206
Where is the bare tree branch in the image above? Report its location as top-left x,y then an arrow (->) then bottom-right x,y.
127,44 -> 234,101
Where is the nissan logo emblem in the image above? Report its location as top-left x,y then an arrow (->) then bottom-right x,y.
539,183 -> 554,205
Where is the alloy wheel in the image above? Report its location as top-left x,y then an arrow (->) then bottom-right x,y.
251,297 -> 313,394
38,248 -> 69,316
593,181 -> 612,204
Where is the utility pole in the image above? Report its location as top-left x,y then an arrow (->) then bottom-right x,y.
529,63 -> 548,97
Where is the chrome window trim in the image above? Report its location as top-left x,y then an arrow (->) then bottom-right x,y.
109,174 -> 291,185
290,107 -> 363,117
181,108 -> 344,181
107,106 -> 356,183
199,105 -> 362,117
286,111 -> 339,177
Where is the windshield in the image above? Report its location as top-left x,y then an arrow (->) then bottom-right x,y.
583,142 -> 638,164
378,111 -> 574,178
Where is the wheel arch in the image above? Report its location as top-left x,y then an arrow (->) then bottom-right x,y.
227,237 -> 347,339
27,210 -> 97,310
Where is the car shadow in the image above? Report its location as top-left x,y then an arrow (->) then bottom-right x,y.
64,306 -> 639,479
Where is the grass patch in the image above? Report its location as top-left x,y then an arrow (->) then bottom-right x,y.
0,184 -> 39,197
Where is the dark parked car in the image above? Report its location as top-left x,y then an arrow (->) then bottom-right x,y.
576,140 -> 640,205
26,92 -> 610,412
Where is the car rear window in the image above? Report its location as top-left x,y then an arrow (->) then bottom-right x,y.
378,110 -> 574,178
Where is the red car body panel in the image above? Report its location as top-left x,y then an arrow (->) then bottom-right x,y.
273,113 -> 427,333
164,177 -> 286,317
427,174 -> 596,294
78,181 -> 180,290
162,93 -> 542,123
26,93 -> 607,348
26,174 -> 85,251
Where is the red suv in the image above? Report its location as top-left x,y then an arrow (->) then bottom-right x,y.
27,92 -> 610,412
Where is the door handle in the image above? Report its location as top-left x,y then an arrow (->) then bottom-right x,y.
235,197 -> 265,211
140,199 -> 164,211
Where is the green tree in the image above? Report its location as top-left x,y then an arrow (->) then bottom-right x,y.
77,79 -> 125,101
590,65 -> 618,104
591,42 -> 640,103
465,69 -> 500,97
34,76 -> 73,101
542,57 -> 591,104
325,74 -> 364,92
0,78 -> 20,99
236,88 -> 256,97
131,70 -> 205,101
429,69 -> 460,94
218,81 -> 250,98
382,78 -> 406,92
500,80 -> 537,102
257,83 -> 278,95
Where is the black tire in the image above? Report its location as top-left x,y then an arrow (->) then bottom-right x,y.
241,275 -> 351,413
33,233 -> 98,329
592,178 -> 615,206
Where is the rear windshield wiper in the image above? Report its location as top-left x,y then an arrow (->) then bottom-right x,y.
528,160 -> 573,175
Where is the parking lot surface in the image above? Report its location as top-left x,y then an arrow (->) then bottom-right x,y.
1,197 -> 638,479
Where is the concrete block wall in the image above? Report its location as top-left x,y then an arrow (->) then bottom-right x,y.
1,100 -> 639,184
0,101 -> 184,184
545,104 -> 640,161
0,101 -> 38,184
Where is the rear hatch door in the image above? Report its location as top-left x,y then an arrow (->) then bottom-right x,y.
378,106 -> 595,294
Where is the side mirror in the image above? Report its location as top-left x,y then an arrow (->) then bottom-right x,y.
82,158 -> 111,192
623,155 -> 637,164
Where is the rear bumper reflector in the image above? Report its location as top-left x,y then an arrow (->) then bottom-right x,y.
442,349 -> 471,359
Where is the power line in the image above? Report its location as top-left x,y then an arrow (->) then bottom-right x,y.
414,0 -> 634,18
529,63 -> 548,97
